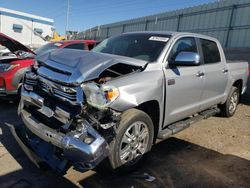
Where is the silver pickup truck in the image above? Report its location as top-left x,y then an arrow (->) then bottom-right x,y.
12,31 -> 249,173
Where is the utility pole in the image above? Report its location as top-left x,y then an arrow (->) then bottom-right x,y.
65,0 -> 70,38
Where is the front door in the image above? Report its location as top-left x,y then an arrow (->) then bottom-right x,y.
163,37 -> 205,126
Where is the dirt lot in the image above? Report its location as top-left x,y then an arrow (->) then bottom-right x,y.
0,91 -> 250,188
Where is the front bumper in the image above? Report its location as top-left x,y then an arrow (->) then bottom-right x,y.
14,89 -> 109,173
0,75 -> 18,97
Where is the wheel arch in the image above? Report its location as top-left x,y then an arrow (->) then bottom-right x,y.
135,100 -> 160,143
232,79 -> 243,94
232,79 -> 243,102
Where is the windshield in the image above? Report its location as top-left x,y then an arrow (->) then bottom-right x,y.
92,33 -> 170,62
35,42 -> 62,55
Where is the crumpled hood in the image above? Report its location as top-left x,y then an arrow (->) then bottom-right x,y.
36,49 -> 147,85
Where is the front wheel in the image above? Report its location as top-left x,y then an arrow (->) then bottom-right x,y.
107,108 -> 154,172
219,86 -> 240,117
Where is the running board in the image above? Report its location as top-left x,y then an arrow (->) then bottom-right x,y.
158,108 -> 220,140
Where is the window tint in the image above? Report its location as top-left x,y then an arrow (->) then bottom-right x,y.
200,39 -> 221,64
169,37 -> 197,61
64,43 -> 85,50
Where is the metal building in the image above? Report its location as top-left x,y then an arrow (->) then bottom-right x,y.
77,0 -> 250,48
0,7 -> 54,48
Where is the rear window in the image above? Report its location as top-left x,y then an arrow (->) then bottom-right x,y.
64,43 -> 85,50
200,39 -> 221,64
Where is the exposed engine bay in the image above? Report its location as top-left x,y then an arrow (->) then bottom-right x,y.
17,50 -> 145,173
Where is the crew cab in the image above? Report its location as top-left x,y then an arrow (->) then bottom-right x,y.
12,32 -> 249,174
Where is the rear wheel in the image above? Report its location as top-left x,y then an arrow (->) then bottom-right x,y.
219,86 -> 240,117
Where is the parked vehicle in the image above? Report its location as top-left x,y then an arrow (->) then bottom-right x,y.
12,32 -> 249,174
35,40 -> 97,56
0,33 -> 35,97
0,34 -> 97,98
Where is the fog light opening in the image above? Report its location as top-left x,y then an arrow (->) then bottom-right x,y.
84,136 -> 94,144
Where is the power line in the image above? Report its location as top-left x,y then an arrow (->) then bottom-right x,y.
71,0 -> 140,12
71,0 -> 207,13
67,0 -> 215,33
71,0 -> 206,18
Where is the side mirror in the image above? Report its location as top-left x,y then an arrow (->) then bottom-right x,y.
170,52 -> 200,66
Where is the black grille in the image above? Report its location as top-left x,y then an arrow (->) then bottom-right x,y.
25,77 -> 37,86
53,88 -> 77,101
39,80 -> 77,103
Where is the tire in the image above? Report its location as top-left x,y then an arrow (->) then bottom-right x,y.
219,86 -> 240,117
97,108 -> 154,174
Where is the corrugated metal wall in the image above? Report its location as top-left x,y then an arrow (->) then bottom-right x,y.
77,0 -> 250,48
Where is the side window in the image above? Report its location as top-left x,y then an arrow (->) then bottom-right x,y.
169,37 -> 197,61
64,43 -> 85,50
13,24 -> 23,33
200,39 -> 221,64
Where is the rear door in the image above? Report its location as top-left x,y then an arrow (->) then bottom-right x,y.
198,38 -> 229,110
163,37 -> 205,126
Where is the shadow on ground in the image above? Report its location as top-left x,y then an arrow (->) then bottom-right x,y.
79,138 -> 250,188
0,100 -> 250,188
0,100 -> 77,188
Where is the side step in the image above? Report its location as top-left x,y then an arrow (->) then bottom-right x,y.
158,107 -> 220,140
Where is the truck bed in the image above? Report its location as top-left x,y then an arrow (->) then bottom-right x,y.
227,60 -> 249,94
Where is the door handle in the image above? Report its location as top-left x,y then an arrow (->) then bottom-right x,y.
196,71 -> 205,77
222,69 -> 228,73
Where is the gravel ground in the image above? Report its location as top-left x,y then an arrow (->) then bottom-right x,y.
0,91 -> 249,188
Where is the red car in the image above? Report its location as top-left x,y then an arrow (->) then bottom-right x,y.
35,40 -> 97,56
0,33 -> 35,97
0,33 -> 97,97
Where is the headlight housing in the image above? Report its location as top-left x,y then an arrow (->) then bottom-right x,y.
82,82 -> 119,109
0,64 -> 19,73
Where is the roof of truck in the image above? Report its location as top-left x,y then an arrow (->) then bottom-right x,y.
122,31 -> 218,42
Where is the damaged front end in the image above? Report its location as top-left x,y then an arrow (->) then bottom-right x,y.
13,50 -> 145,173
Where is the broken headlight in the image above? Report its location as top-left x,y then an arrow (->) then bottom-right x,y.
81,82 -> 119,109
